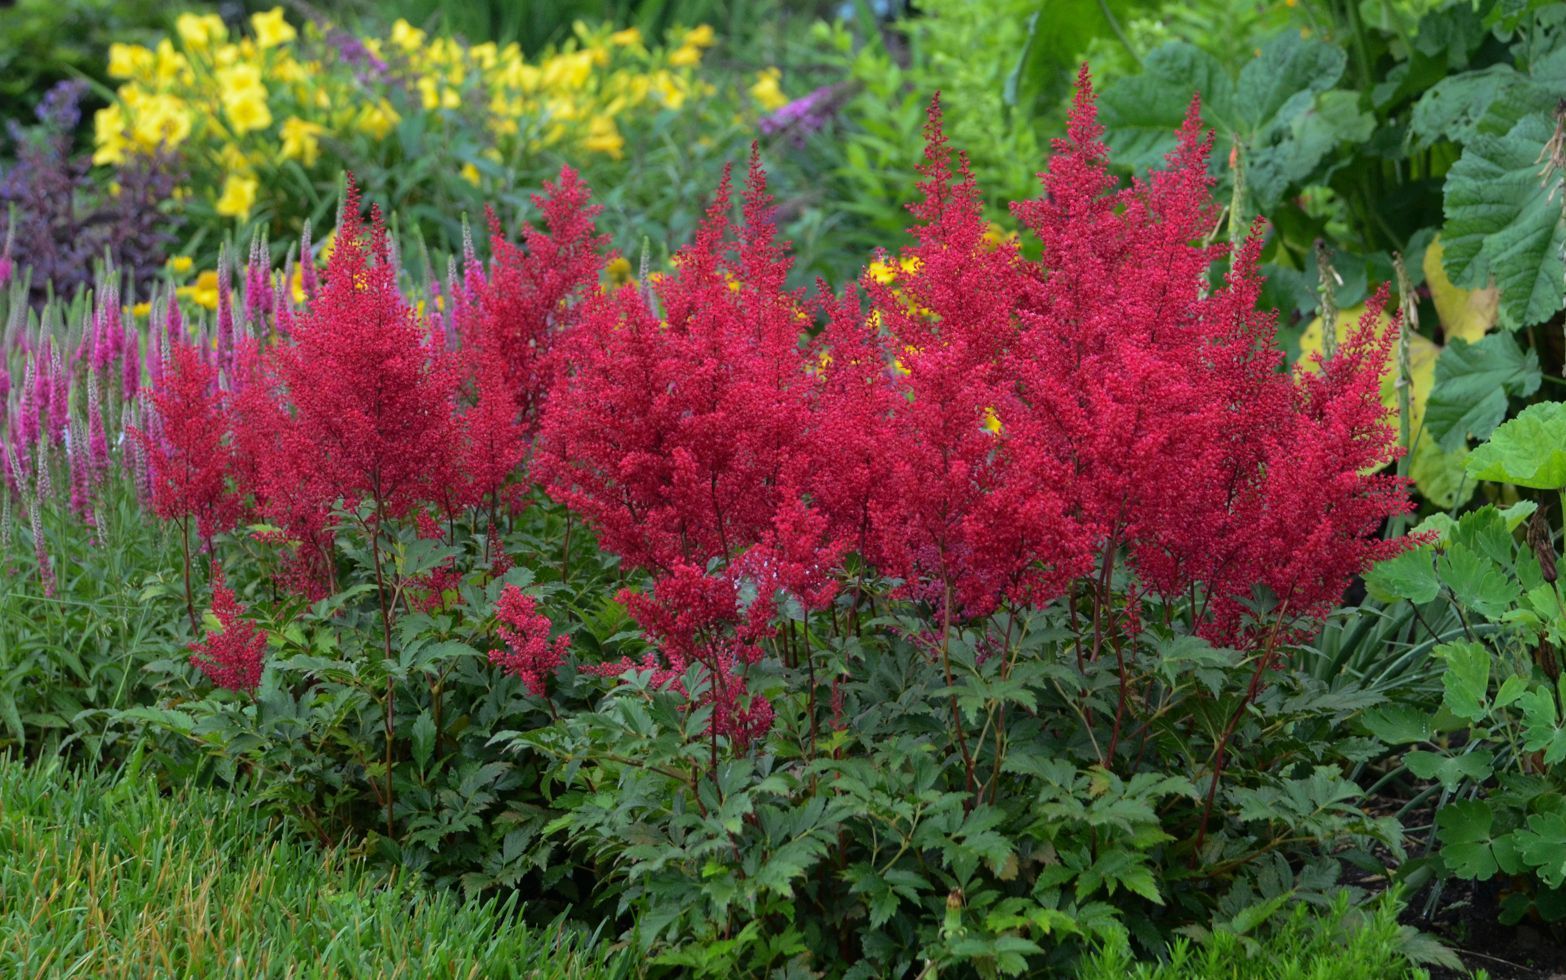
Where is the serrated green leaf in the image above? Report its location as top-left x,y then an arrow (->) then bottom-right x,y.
1442,113 -> 1566,329
1426,334 -> 1542,451
1436,799 -> 1500,879
1467,402 -> 1566,488
1438,544 -> 1520,618
1363,704 -> 1436,744
1406,749 -> 1495,791
1365,547 -> 1440,603
411,710 -> 436,772
1515,812 -> 1566,888
1436,641 -> 1491,722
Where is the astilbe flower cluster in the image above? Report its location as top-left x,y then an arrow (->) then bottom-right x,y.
534,152 -> 822,575
453,167 -> 607,440
1000,69 -> 1410,641
823,95 -> 1088,620
488,584 -> 570,697
265,177 -> 459,523
131,340 -> 239,544
188,560 -> 267,693
534,152 -> 842,742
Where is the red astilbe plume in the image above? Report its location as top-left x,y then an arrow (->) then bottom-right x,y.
1002,67 -> 1412,644
189,560 -> 267,693
228,340 -> 337,600
803,285 -> 898,559
456,167 -> 607,438
588,563 -> 774,748
534,151 -> 819,574
858,97 -> 1089,619
453,349 -> 526,512
488,583 -> 570,697
1207,289 -> 1414,639
131,340 -> 241,544
270,175 -> 459,521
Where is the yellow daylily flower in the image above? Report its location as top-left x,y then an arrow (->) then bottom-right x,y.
175,13 -> 227,50
749,67 -> 787,111
108,43 -> 154,81
280,117 -> 325,167
215,174 -> 259,219
582,115 -> 624,158
251,7 -> 297,48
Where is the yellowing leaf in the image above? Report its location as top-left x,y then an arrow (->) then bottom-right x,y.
1424,235 -> 1499,344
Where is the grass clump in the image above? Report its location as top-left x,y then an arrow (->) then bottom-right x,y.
1077,890 -> 1458,979
0,758 -> 630,978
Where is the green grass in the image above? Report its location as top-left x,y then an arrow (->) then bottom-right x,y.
0,758 -> 633,978
1075,890 -> 1459,980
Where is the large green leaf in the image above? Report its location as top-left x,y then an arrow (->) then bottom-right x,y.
1442,113 -> 1566,329
1099,34 -> 1357,207
1466,401 -> 1566,489
1426,333 -> 1541,451
1410,65 -> 1521,152
1098,42 -> 1235,172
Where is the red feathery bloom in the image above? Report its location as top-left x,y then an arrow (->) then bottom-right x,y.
454,350 -> 526,510
589,564 -> 774,746
488,584 -> 570,697
131,340 -> 240,542
854,96 -> 1090,618
1003,68 -> 1412,643
456,167 -> 607,438
228,340 -> 337,599
189,560 -> 267,692
534,151 -> 816,574
269,176 -> 459,520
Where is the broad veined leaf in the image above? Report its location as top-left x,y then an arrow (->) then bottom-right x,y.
1098,42 -> 1236,172
1410,65 -> 1522,152
1466,402 -> 1566,488
1438,544 -> 1520,619
1442,113 -> 1566,329
1100,33 -> 1356,207
1426,333 -> 1540,451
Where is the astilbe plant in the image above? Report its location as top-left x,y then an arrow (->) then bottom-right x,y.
225,176 -> 463,835
534,151 -> 833,755
188,559 -> 267,694
130,338 -> 240,631
488,583 -> 571,699
532,73 -> 1413,796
